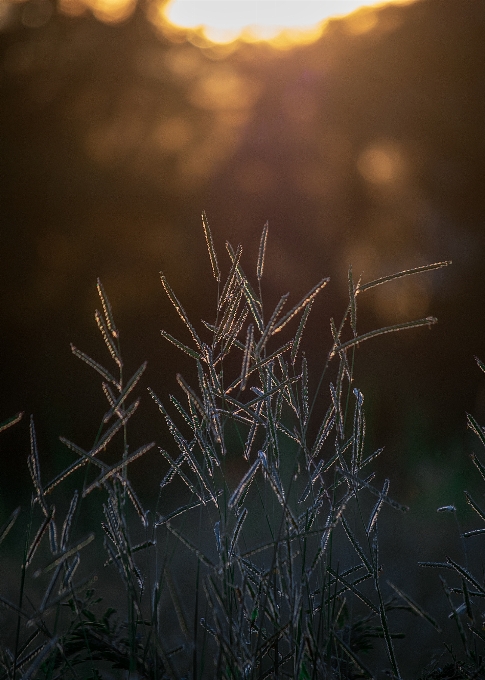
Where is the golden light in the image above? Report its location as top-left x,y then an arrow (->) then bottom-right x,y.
159,0 -> 417,47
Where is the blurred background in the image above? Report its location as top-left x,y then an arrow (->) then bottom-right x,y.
0,0 -> 484,663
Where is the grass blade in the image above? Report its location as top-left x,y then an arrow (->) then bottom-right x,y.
0,411 -> 23,434
230,507 -> 248,557
333,633 -> 374,678
161,330 -> 201,360
475,355 -> 485,375
35,533 -> 95,576
467,413 -> 485,450
341,515 -> 372,573
366,479 -> 390,535
95,308 -> 122,368
103,361 -> 147,423
83,442 -> 155,496
97,278 -> 119,338
228,457 -> 261,510
226,241 -> 263,332
216,283 -> 244,343
59,490 -> 78,551
202,210 -> 220,282
348,264 -> 357,335
272,278 -> 329,335
311,404 -> 335,459
160,273 -> 202,349
470,451 -> 485,483
240,323 -> 254,391
372,536 -> 402,679
255,292 -> 289,355
257,221 -> 268,281
329,317 -> 438,358
165,522 -> 214,568
26,506 -> 55,567
357,260 -> 451,293
291,299 -> 313,365
0,506 -> 21,547
387,580 -> 442,632
28,416 -> 49,517
71,344 -> 120,388
464,490 -> 485,523
446,556 -> 485,595
219,243 -> 243,311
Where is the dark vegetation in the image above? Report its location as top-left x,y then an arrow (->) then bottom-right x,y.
1,217 -> 484,678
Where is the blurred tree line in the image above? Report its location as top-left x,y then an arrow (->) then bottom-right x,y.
0,0 -> 484,512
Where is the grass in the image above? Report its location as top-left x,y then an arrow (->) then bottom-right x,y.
0,214 -> 482,678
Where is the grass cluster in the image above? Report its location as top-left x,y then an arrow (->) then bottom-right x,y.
0,215 -> 483,679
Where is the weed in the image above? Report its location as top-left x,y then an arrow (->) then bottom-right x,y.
0,216 -> 453,678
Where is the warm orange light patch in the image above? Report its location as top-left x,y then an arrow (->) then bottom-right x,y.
157,0 -> 417,47
58,0 -> 135,22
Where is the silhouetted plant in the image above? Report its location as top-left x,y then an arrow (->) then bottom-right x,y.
0,215 -> 454,678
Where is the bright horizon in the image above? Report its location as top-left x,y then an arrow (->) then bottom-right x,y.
161,0 -> 417,46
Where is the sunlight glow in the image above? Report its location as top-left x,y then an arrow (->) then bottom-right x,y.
159,0 -> 417,47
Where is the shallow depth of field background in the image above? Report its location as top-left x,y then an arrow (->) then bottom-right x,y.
0,0 -> 484,668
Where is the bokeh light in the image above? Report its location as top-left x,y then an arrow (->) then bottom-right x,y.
158,0 -> 417,47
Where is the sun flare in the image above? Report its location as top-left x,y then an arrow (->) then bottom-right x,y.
159,0 -> 417,47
